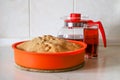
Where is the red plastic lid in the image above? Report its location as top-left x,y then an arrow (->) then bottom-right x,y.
70,13 -> 81,20
65,13 -> 81,22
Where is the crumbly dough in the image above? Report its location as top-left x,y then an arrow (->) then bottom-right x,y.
17,35 -> 81,53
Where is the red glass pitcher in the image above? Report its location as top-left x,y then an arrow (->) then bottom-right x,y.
84,20 -> 107,58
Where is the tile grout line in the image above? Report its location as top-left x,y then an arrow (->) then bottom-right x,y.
28,0 -> 31,38
73,0 -> 75,13
73,0 -> 77,13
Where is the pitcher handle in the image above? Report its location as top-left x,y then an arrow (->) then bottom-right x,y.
96,21 -> 107,47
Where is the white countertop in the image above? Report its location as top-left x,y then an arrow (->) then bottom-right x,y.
0,39 -> 120,80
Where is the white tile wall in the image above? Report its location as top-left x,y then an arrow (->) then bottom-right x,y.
30,0 -> 73,37
0,0 -> 120,45
0,0 -> 29,38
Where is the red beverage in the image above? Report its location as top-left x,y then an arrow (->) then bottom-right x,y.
84,28 -> 98,58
